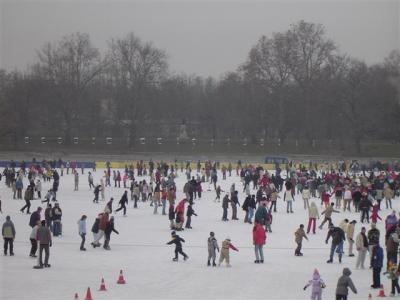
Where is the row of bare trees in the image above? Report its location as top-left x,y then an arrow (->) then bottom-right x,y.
0,21 -> 399,153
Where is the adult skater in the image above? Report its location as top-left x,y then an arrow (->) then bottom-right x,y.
185,203 -> 197,229
383,260 -> 400,296
218,237 -> 238,267
221,194 -> 230,221
253,221 -> 266,263
74,171 -> 79,191
346,220 -> 356,257
319,203 -> 339,229
283,185 -> 294,213
115,191 -> 128,216
104,216 -> 119,250
355,226 -> 368,269
29,207 -> 42,228
93,185 -> 101,203
335,268 -> 357,300
78,215 -> 87,251
2,215 -> 16,256
34,220 -> 52,268
88,172 -> 95,190
166,231 -> 188,261
303,269 -> 325,300
207,231 -> 219,266
326,224 -> 345,263
29,220 -> 40,257
307,202 -> 319,234
370,242 -> 384,289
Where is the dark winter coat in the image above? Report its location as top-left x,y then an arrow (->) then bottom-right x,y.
167,235 -> 185,249
335,268 -> 357,296
29,211 -> 41,228
36,225 -> 52,245
186,205 -> 197,217
368,228 -> 380,245
371,244 -> 384,268
326,227 -> 345,245
255,205 -> 267,224
91,218 -> 100,233
105,220 -> 119,238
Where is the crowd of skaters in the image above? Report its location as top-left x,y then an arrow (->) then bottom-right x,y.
1,158 -> 400,299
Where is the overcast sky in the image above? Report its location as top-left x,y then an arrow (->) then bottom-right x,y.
1,0 -> 399,78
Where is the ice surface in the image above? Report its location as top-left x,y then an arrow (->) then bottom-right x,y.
0,168 -> 393,300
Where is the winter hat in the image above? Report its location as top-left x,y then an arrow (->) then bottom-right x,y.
171,231 -> 176,236
210,232 -> 215,237
6,215 -> 10,221
226,237 -> 231,241
350,220 -> 357,224
313,269 -> 319,276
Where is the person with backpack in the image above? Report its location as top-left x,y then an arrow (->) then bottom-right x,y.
303,269 -> 325,300
207,231 -> 219,267
166,231 -> 188,261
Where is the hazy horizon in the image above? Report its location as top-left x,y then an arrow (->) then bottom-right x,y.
1,0 -> 399,78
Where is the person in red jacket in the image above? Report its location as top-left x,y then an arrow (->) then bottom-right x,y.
175,199 -> 187,231
370,203 -> 382,224
321,191 -> 331,208
253,221 -> 266,263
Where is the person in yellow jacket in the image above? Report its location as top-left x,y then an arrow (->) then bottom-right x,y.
218,237 -> 238,267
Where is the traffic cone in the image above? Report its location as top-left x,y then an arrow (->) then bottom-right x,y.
117,270 -> 126,284
99,278 -> 107,291
84,287 -> 93,300
74,293 -> 79,300
377,287 -> 386,297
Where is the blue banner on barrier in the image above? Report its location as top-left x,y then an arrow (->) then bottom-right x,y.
0,161 -> 95,169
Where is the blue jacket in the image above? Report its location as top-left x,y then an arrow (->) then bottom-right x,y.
15,179 -> 23,189
78,219 -> 86,235
371,245 -> 384,268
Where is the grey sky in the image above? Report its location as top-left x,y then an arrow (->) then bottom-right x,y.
1,0 -> 399,78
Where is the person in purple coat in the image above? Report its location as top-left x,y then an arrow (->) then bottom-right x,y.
304,269 -> 325,300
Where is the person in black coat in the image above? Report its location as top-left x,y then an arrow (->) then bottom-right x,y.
326,224 -> 346,263
29,207 -> 42,228
185,204 -> 197,229
166,231 -> 188,261
103,216 -> 119,250
242,195 -> 251,223
93,185 -> 101,203
115,191 -> 129,216
359,195 -> 372,223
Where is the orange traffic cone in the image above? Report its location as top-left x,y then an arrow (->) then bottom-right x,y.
99,278 -> 107,291
117,270 -> 126,284
377,287 -> 386,297
84,287 -> 93,300
74,293 -> 79,300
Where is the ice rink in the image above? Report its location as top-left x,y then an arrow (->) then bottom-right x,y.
1,167 -> 396,300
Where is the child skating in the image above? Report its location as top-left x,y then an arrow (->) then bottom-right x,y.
218,237 -> 238,267
166,231 -> 188,261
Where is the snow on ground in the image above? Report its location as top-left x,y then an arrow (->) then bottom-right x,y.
0,168 -> 396,300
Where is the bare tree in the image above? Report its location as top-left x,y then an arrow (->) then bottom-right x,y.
107,32 -> 168,147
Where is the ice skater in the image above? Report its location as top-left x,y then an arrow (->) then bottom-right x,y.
166,231 -> 188,261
